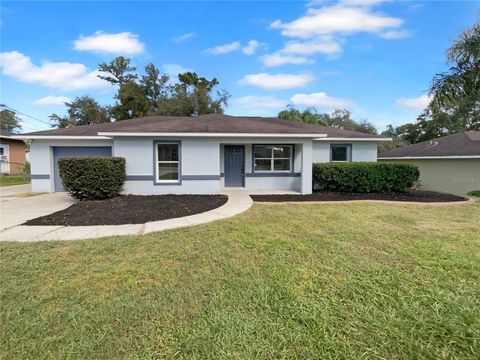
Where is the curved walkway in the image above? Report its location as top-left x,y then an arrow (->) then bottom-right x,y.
0,190 -> 253,242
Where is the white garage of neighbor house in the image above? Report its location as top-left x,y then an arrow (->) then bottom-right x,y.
16,114 -> 390,195
379,131 -> 480,195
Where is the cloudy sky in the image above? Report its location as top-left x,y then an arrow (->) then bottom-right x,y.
1,0 -> 478,132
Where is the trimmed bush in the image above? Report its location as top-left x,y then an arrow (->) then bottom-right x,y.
58,157 -> 126,200
313,162 -> 419,193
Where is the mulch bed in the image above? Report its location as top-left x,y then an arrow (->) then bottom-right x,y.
24,195 -> 228,226
251,190 -> 469,203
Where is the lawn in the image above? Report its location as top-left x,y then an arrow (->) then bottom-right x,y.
1,202 -> 479,359
0,175 -> 30,187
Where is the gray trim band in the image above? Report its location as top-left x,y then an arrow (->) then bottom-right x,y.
246,172 -> 301,177
182,175 -> 221,181
31,174 -> 50,179
126,175 -> 155,181
126,174 -> 220,181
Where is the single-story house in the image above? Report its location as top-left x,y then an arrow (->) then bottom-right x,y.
16,114 -> 389,195
379,131 -> 480,195
0,130 -> 27,175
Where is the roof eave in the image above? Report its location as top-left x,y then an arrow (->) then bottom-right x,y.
379,155 -> 480,159
12,135 -> 112,140
97,132 -> 328,138
314,137 -> 392,142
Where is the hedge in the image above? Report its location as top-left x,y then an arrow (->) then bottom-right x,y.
312,162 -> 419,193
58,157 -> 126,200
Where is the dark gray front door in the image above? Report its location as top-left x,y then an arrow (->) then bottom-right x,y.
224,145 -> 244,187
53,147 -> 112,192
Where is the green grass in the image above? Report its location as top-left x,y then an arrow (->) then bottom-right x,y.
0,175 -> 30,187
1,202 -> 479,359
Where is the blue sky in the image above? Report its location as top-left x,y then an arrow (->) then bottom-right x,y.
1,0 -> 478,132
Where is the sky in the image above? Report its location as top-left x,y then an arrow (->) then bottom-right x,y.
1,0 -> 478,133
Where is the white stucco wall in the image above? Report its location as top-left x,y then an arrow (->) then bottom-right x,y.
29,136 -> 361,195
30,139 -> 113,192
312,141 -> 378,163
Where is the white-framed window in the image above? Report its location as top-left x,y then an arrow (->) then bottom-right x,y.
253,145 -> 293,172
155,142 -> 180,183
330,144 -> 352,162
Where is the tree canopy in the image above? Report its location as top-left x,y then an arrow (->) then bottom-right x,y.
0,109 -> 22,134
278,107 -> 377,135
49,96 -> 110,128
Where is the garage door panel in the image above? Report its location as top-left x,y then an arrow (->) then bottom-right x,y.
53,147 -> 112,192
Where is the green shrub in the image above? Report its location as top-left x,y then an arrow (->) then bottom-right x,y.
312,162 -> 420,193
58,157 -> 126,200
467,190 -> 480,197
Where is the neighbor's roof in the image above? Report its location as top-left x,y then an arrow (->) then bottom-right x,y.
379,131 -> 480,158
18,114 -> 387,139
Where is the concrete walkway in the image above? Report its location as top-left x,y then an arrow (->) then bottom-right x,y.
0,190 -> 253,242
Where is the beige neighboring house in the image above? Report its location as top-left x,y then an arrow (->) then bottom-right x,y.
0,130 -> 27,175
379,131 -> 480,195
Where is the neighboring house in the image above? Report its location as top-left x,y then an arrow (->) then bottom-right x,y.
379,131 -> 480,195
16,114 -> 389,194
0,130 -> 27,175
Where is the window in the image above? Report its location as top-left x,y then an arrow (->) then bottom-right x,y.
156,142 -> 180,182
254,145 -> 292,172
0,147 -> 4,156
330,144 -> 351,162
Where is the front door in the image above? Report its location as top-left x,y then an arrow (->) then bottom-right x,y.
224,145 -> 245,187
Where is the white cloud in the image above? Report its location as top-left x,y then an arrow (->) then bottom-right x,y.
239,73 -> 314,90
73,31 -> 145,55
379,29 -> 411,39
395,95 -> 431,111
33,95 -> 71,106
242,40 -> 260,55
291,92 -> 353,110
162,63 -> 193,77
207,41 -> 241,54
260,53 -> 313,67
0,51 -> 110,91
232,96 -> 287,111
281,38 -> 342,55
270,4 -> 403,38
172,32 -> 195,42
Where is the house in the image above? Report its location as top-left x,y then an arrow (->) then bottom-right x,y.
0,130 -> 27,175
379,131 -> 480,195
16,114 -> 389,194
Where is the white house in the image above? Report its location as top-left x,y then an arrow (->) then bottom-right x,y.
17,114 -> 389,195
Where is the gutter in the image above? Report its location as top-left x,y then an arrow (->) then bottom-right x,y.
97,132 -> 329,138
314,137 -> 392,142
11,135 -> 112,140
379,155 -> 480,160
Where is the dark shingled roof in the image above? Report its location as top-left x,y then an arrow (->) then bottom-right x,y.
379,131 -> 480,158
21,114 -> 387,139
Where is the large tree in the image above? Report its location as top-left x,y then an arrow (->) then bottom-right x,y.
49,96 -> 110,128
383,20 -> 480,145
278,107 -> 377,134
0,109 -> 22,134
97,57 -> 230,121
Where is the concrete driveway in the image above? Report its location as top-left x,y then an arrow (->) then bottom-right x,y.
0,185 -> 75,230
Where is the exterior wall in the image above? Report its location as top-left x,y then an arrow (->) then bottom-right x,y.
312,141 -> 378,163
29,139 -> 113,192
0,138 -> 27,175
114,137 -> 221,195
379,158 -> 480,195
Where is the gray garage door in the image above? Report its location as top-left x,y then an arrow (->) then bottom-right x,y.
53,147 -> 112,192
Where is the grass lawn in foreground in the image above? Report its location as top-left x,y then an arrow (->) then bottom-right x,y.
1,202 -> 479,359
0,175 -> 30,187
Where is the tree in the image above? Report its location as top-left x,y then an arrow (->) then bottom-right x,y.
98,56 -> 138,86
49,96 -> 110,128
96,58 -> 230,121
278,106 -> 329,125
0,109 -> 22,134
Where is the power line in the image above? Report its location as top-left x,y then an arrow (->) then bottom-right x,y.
0,103 -> 52,126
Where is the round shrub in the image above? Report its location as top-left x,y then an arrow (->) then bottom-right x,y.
58,157 -> 126,200
313,162 -> 420,193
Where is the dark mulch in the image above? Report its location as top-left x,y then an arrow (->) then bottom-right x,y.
251,190 -> 468,203
25,195 -> 228,226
